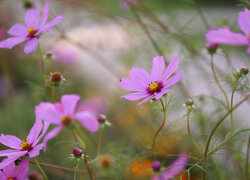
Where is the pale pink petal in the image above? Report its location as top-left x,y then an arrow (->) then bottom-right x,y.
2,162 -> 15,177
154,89 -> 171,100
137,95 -> 154,105
7,24 -> 28,36
151,56 -> 165,81
129,67 -> 152,85
16,157 -> 29,180
25,8 -> 40,29
0,134 -> 22,149
74,112 -> 99,133
205,27 -> 248,46
24,38 -> 38,54
28,144 -> 44,158
40,16 -> 63,32
162,56 -> 179,81
121,91 -> 148,101
119,78 -> 147,91
43,126 -> 63,151
238,8 -> 250,35
39,3 -> 49,28
0,37 -> 28,49
61,94 -> 80,115
163,70 -> 183,88
27,121 -> 43,145
0,151 -> 27,169
34,121 -> 49,146
0,149 -> 23,157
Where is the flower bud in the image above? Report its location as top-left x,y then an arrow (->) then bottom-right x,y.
23,0 -> 33,9
98,114 -> 107,123
73,147 -> 83,158
240,66 -> 249,75
206,43 -> 218,54
151,161 -> 161,172
185,99 -> 194,106
49,72 -> 65,86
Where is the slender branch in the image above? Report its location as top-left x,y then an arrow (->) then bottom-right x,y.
191,0 -> 210,29
246,133 -> 250,180
97,127 -> 103,156
38,43 -> 45,74
33,158 -> 49,180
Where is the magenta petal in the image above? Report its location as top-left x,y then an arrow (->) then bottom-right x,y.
40,15 -> 63,32
121,91 -> 148,101
7,24 -> 28,36
163,70 -> 183,88
205,27 -> 248,46
34,121 -> 49,146
162,56 -> 179,81
27,121 -> 43,145
39,2 -> 49,28
74,112 -> 99,133
151,56 -> 165,81
16,157 -> 29,180
2,162 -> 15,177
129,67 -> 152,85
137,95 -> 153,105
0,171 -> 5,179
0,149 -> 23,157
0,151 -> 27,170
24,38 -> 38,54
0,36 -> 28,49
238,8 -> 250,35
0,134 -> 22,149
28,144 -> 44,158
25,8 -> 40,29
43,126 -> 63,151
61,94 -> 80,115
119,78 -> 147,91
154,89 -> 171,100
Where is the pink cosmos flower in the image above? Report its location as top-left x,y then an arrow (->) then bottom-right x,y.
0,3 -> 63,54
0,120 -> 48,169
36,94 -> 100,149
151,154 -> 189,180
206,8 -> 250,54
119,56 -> 183,105
0,157 -> 29,180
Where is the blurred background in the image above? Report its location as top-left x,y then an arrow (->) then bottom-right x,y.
0,0 -> 249,179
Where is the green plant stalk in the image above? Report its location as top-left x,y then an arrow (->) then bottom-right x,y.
33,157 -> 49,180
187,110 -> 203,159
191,0 -> 210,29
97,127 -> 103,156
246,134 -> 250,180
151,99 -> 167,151
211,55 -> 229,110
38,43 -> 45,74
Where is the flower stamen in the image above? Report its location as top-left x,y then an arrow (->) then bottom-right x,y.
21,141 -> 31,151
7,178 -> 16,180
28,27 -> 37,37
149,82 -> 160,93
61,115 -> 72,126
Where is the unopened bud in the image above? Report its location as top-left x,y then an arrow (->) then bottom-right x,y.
185,99 -> 194,106
49,72 -> 65,86
98,114 -> 107,123
206,43 -> 218,54
23,0 -> 33,9
73,147 -> 83,158
240,66 -> 249,75
151,161 -> 161,172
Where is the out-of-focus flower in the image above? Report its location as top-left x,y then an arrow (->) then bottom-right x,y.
119,56 -> 183,105
98,155 -> 114,169
25,171 -> 42,180
151,154 -> 189,180
36,94 -> 99,149
206,8 -> 250,54
126,158 -> 153,178
0,3 -> 63,54
0,120 -> 49,169
206,43 -> 218,54
49,72 -> 65,86
78,96 -> 108,114
0,157 -> 29,180
97,114 -> 107,123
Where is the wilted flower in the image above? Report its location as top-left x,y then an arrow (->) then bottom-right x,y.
0,3 -> 63,54
0,120 -> 49,169
119,56 -> 183,105
151,154 -> 189,180
0,157 -> 29,180
206,8 -> 250,54
49,72 -> 65,86
36,94 -> 99,149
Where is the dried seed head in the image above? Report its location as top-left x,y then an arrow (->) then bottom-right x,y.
49,72 -> 65,86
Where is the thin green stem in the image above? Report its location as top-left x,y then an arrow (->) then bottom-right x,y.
186,110 -> 203,159
211,55 -> 229,110
151,99 -> 167,151
77,163 -> 83,180
245,134 -> 250,180
51,86 -> 56,102
207,79 -> 238,156
38,43 -> 45,74
191,0 -> 210,29
33,158 -> 48,180
97,127 -> 103,156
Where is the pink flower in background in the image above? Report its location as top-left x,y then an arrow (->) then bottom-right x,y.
0,3 -> 63,54
119,56 -> 183,105
151,154 -> 189,180
51,45 -> 77,65
78,96 -> 108,114
36,94 -> 99,149
0,157 -> 29,180
0,120 -> 48,169
206,8 -> 250,54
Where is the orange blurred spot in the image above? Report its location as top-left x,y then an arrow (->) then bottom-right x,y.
125,158 -> 153,178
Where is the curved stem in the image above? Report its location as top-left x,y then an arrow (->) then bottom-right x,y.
211,55 -> 229,110
151,99 -> 166,151
33,157 -> 48,180
38,43 -> 45,74
186,110 -> 203,159
97,127 -> 103,156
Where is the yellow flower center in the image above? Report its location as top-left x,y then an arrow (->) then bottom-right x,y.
21,141 -> 31,151
28,27 -> 37,37
7,178 -> 15,180
61,115 -> 72,126
149,82 -> 160,93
